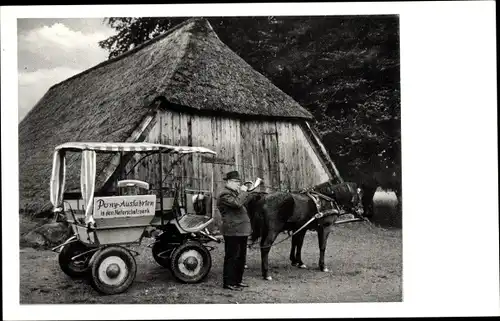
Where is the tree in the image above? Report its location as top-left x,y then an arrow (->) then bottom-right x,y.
98,16 -> 401,200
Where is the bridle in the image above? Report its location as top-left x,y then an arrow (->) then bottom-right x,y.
303,183 -> 366,222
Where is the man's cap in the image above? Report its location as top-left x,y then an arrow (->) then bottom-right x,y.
223,170 -> 241,181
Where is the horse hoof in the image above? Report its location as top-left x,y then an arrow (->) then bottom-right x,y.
299,264 -> 307,269
264,276 -> 272,281
322,267 -> 330,272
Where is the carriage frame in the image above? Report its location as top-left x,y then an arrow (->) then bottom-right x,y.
50,142 -> 221,295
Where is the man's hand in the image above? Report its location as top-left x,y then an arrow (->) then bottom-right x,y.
247,178 -> 262,192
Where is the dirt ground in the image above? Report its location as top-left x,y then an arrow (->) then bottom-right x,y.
19,223 -> 402,304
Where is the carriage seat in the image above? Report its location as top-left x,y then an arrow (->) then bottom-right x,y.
149,212 -> 212,232
177,214 -> 213,233
172,190 -> 212,232
117,179 -> 150,195
149,188 -> 213,232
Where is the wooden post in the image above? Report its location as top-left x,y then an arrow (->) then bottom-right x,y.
303,121 -> 344,183
159,150 -> 164,226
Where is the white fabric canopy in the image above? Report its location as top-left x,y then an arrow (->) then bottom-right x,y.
55,142 -> 216,155
81,150 -> 96,225
49,151 -> 66,210
49,142 -> 216,223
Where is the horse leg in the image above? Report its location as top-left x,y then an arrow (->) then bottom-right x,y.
260,228 -> 282,281
291,230 -> 307,269
261,245 -> 272,280
317,227 -> 332,272
289,235 -> 297,266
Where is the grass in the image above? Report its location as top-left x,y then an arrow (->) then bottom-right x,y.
19,222 -> 402,304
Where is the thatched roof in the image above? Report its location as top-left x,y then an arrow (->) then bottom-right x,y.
18,18 -> 313,215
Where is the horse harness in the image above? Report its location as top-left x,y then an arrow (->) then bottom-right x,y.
252,190 -> 343,249
306,190 -> 342,218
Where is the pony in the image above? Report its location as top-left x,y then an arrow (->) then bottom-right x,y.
245,180 -> 364,280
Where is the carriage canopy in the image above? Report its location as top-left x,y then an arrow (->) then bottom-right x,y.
54,142 -> 216,154
50,142 -> 217,224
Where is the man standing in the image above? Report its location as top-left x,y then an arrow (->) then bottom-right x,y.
217,170 -> 252,291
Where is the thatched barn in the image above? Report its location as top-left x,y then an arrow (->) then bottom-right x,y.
19,18 -> 342,226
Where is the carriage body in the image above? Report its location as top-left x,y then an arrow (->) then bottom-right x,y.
65,194 -> 157,246
50,142 -> 219,295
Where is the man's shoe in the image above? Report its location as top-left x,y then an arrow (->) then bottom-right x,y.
236,282 -> 249,287
223,285 -> 242,291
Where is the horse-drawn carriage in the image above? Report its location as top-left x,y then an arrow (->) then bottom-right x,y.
49,140 -> 369,294
50,142 -> 221,295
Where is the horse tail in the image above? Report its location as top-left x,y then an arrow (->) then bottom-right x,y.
250,216 -> 262,244
249,202 -> 261,244
246,193 -> 265,244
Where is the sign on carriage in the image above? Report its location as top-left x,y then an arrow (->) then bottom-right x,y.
93,195 -> 157,219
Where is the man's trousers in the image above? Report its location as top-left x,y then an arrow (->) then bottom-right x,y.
223,235 -> 248,286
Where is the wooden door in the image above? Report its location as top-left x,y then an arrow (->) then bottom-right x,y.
262,131 -> 281,193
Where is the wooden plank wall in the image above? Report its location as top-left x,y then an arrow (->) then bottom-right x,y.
122,110 -> 332,231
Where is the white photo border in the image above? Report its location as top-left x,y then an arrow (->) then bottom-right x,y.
2,2 -> 498,319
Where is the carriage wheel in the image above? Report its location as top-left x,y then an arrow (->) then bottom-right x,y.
152,242 -> 175,269
170,241 -> 212,283
58,240 -> 91,278
90,246 -> 137,295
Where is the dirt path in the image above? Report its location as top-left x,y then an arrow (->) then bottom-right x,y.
20,224 -> 402,304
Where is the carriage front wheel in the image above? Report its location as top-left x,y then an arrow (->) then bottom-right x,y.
152,241 -> 175,269
170,241 -> 212,283
58,240 -> 91,278
90,246 -> 137,295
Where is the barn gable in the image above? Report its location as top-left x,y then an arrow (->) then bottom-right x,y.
18,17 -> 337,216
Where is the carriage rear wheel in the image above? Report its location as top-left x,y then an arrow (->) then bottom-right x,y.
170,241 -> 212,283
90,246 -> 137,295
58,240 -> 91,278
152,242 -> 176,269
